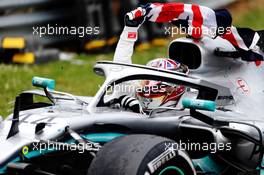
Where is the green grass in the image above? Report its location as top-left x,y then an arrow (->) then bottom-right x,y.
0,2 -> 263,117
233,4 -> 264,30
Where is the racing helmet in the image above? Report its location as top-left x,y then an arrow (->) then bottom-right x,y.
136,58 -> 189,111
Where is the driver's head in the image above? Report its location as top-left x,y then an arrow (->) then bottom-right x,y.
136,58 -> 189,111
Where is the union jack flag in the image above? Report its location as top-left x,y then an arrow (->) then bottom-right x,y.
127,3 -> 264,61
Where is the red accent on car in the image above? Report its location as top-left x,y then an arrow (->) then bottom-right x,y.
236,78 -> 250,94
255,60 -> 262,67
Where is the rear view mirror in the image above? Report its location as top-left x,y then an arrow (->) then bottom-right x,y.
32,77 -> 56,90
94,67 -> 105,76
182,98 -> 216,111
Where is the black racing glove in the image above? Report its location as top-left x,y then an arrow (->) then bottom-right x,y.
117,95 -> 144,114
125,15 -> 145,28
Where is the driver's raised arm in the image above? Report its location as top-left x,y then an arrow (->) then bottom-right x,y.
113,8 -> 146,64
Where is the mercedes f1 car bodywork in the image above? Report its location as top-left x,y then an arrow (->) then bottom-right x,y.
0,36 -> 264,175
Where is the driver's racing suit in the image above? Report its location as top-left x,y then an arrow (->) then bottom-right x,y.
104,24 -> 144,114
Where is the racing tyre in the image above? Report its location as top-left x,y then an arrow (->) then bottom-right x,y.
87,134 -> 196,175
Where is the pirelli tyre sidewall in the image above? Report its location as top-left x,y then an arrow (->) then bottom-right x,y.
139,141 -> 195,175
87,134 -> 196,175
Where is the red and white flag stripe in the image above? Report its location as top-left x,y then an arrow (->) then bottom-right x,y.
223,26 -> 249,50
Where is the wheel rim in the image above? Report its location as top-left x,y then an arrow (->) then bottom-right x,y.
158,166 -> 185,175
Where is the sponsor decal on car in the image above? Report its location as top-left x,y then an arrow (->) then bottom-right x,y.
236,78 -> 250,94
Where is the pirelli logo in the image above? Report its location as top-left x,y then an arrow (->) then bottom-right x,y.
147,148 -> 177,173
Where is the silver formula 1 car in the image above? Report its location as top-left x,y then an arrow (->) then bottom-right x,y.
0,35 -> 264,175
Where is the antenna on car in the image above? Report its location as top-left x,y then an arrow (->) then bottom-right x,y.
6,96 -> 20,139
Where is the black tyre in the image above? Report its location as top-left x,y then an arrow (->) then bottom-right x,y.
87,134 -> 196,175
